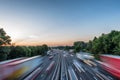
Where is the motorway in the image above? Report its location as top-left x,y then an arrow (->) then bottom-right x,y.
24,49 -> 117,80
0,49 -> 118,80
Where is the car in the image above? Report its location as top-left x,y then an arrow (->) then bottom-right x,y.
49,56 -> 53,60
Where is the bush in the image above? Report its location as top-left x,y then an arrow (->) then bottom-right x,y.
8,46 -> 31,59
0,53 -> 7,61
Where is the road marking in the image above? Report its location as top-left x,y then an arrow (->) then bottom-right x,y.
107,76 -> 113,80
93,76 -> 98,80
96,73 -> 104,80
73,61 -> 85,72
97,72 -> 110,80
73,63 -> 81,73
80,77 -> 83,80
68,69 -> 72,80
71,69 -> 78,80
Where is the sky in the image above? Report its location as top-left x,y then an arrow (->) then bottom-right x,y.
0,0 -> 120,46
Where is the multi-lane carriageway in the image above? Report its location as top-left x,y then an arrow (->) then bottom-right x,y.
0,50 -> 118,80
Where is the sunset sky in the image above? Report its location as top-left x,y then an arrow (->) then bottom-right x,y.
0,0 -> 120,46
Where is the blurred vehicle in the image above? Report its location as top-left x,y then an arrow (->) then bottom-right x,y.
76,52 -> 94,60
47,50 -> 53,56
49,56 -> 53,60
0,56 -> 43,80
71,54 -> 73,57
46,61 -> 55,74
69,49 -> 74,54
100,54 -> 120,78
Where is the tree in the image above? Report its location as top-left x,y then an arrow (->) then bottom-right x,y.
86,40 -> 92,52
29,46 -> 38,56
0,28 -> 11,46
73,30 -> 120,59
8,46 -> 31,59
0,28 -> 11,61
0,46 -> 10,61
74,41 -> 87,52
64,46 -> 73,51
28,44 -> 48,56
38,44 -> 48,55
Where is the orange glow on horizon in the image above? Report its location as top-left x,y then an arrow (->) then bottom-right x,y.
12,37 -> 91,46
14,41 -> 73,46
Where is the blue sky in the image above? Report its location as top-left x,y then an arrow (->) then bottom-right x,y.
0,0 -> 120,46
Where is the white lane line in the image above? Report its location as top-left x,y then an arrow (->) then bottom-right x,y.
107,76 -> 113,80
96,73 -> 104,80
80,77 -> 83,80
71,69 -> 78,80
97,72 -> 110,80
93,76 -> 98,80
73,63 -> 81,73
68,69 -> 72,80
74,61 -> 85,72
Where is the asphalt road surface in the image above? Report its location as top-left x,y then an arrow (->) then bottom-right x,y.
24,50 -> 118,80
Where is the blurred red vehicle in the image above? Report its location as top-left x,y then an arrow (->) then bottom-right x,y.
100,55 -> 120,78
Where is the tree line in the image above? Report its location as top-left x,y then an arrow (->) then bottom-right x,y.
1,28 -> 120,61
74,30 -> 120,59
0,28 -> 48,61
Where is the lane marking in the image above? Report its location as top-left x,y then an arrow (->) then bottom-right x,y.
96,73 -> 104,80
80,77 -> 83,80
93,76 -> 98,80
